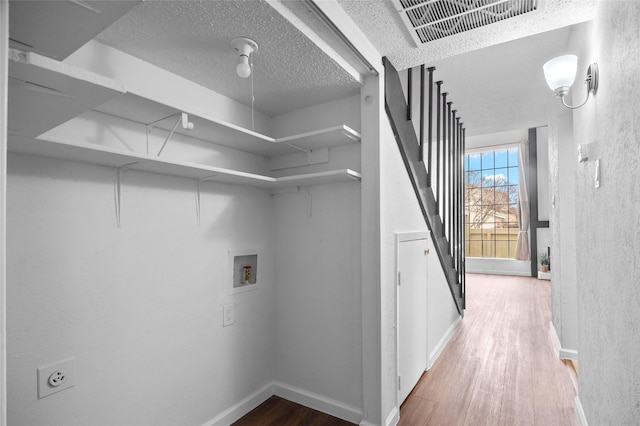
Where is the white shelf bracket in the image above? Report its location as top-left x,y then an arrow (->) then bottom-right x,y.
269,186 -> 301,198
195,175 -> 219,226
284,142 -> 310,154
147,112 -> 194,157
114,162 -> 139,227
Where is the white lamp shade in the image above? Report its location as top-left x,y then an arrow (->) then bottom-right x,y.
543,55 -> 578,91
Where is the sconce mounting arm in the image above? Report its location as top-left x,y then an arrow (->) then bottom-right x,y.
557,62 -> 599,110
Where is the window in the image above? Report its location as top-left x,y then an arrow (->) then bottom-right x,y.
465,147 -> 519,258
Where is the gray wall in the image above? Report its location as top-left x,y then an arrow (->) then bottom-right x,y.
548,112 -> 578,355
570,1 -> 640,423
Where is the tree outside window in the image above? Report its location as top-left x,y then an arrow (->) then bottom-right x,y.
465,148 -> 519,258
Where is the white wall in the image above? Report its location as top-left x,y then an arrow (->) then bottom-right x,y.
7,42 -> 367,424
426,237 -> 460,368
272,95 -> 360,138
537,127 -> 550,222
548,112 -> 578,355
359,75 -> 383,425
1,4 -> 8,425
267,93 -> 363,418
273,181 -> 362,410
465,128 -> 527,150
570,2 -> 640,423
7,154 -> 276,425
380,110 -> 413,426
269,95 -> 361,178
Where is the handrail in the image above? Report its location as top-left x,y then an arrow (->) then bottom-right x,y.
383,57 -> 466,314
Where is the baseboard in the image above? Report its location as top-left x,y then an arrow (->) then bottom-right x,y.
203,381 -> 363,425
384,406 -> 399,426
272,381 -> 363,424
549,321 -> 561,352
428,315 -> 462,369
549,321 -> 579,360
202,382 -> 273,426
575,395 -> 588,426
560,348 -> 578,360
465,268 -> 530,276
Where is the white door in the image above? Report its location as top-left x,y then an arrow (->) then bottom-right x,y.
398,236 -> 428,404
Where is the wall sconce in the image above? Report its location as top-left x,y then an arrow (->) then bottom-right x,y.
543,54 -> 598,109
231,37 -> 258,79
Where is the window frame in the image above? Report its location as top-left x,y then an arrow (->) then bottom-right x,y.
464,143 -> 521,259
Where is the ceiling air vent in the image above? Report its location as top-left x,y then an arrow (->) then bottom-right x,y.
393,0 -> 539,45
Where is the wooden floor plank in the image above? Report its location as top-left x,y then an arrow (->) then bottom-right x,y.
232,396 -> 355,426
236,274 -> 577,426
401,274 -> 577,426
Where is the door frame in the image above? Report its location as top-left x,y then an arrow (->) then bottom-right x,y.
1,2 -> 8,425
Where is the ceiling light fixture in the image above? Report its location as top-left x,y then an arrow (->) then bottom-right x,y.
231,37 -> 258,79
543,54 -> 598,109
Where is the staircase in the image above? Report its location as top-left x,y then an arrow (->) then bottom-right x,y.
383,57 -> 466,315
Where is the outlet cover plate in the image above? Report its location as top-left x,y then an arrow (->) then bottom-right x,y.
37,357 -> 75,399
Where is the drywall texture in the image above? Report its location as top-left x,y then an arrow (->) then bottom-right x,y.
547,117 -> 562,343
536,127 -> 550,222
7,154 -> 276,425
571,1 -> 640,423
273,181 -> 362,411
548,113 -> 578,353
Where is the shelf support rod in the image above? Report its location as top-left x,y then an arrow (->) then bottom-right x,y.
114,162 -> 139,227
196,176 -> 219,226
156,112 -> 194,157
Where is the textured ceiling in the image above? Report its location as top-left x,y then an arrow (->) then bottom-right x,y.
337,0 -> 597,70
335,0 -> 597,137
425,21 -> 592,136
96,0 -> 361,117
94,0 -> 598,137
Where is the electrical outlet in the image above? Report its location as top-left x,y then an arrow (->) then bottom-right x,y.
223,303 -> 234,327
37,358 -> 75,399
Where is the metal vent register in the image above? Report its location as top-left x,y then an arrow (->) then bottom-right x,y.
394,0 -> 539,45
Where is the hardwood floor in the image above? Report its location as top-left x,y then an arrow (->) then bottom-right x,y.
232,396 -> 356,426
234,274 -> 576,426
399,273 -> 577,426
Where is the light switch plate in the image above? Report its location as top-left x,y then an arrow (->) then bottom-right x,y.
223,303 -> 234,327
578,144 -> 588,162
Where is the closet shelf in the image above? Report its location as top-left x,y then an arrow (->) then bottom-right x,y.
8,48 -> 125,139
93,93 -> 361,157
7,48 -> 361,188
8,136 -> 362,189
8,48 -> 361,158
